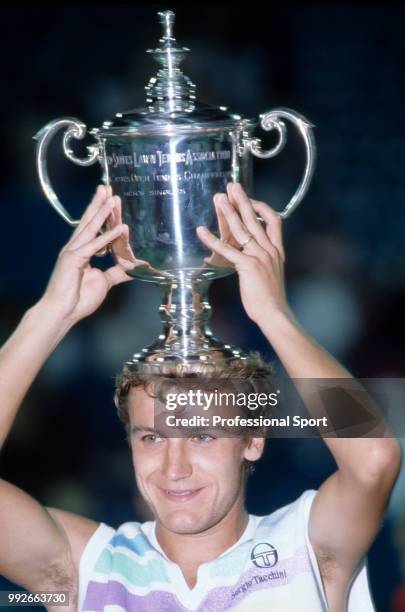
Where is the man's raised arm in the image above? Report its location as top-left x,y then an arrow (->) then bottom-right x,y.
197,182 -> 402,612
259,307 -> 401,610
0,185 -> 130,595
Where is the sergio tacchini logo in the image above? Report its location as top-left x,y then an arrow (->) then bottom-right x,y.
250,542 -> 279,568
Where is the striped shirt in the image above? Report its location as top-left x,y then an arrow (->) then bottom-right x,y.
78,489 -> 375,611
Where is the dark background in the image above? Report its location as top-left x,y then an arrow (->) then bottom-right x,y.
0,3 -> 405,610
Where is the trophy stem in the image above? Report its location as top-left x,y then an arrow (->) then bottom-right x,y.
127,279 -> 246,371
159,281 -> 213,355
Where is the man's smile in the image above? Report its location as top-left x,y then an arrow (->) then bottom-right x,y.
158,487 -> 205,503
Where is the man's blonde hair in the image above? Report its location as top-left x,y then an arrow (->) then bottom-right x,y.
114,352 -> 274,432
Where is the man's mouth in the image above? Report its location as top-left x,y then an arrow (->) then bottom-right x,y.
159,488 -> 203,502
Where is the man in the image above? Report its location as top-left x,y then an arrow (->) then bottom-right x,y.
0,183 -> 401,611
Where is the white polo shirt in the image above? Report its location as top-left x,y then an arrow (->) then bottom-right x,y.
78,489 -> 375,611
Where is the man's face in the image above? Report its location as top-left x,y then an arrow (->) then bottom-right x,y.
128,386 -> 264,535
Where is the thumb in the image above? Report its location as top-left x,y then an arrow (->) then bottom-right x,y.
104,264 -> 133,289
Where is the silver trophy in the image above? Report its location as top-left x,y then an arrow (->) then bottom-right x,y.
34,10 -> 316,371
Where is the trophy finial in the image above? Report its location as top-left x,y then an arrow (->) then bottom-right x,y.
145,10 -> 196,113
158,10 -> 175,40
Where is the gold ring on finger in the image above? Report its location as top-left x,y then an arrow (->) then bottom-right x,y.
239,234 -> 253,250
95,243 -> 112,257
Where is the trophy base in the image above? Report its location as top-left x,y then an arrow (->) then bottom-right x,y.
126,338 -> 247,374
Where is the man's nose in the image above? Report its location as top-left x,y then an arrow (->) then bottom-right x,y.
161,439 -> 192,481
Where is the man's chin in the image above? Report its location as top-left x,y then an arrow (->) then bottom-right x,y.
157,510 -> 213,535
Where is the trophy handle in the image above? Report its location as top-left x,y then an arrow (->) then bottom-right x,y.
244,107 -> 316,219
33,117 -> 100,227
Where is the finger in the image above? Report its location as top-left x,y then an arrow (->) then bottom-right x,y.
109,223 -> 137,264
213,194 -> 230,240
250,200 -> 285,261
115,194 -> 123,224
75,224 -> 125,260
104,263 -> 133,289
215,194 -> 265,257
213,194 -> 239,248
228,183 -> 273,252
115,254 -> 151,271
106,195 -> 121,231
70,184 -> 110,240
203,252 -> 233,268
196,226 -> 245,265
107,194 -> 123,230
70,196 -> 118,249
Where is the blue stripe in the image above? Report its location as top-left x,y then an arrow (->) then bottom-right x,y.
110,533 -> 155,556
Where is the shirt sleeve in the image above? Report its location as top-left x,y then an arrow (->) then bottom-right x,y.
301,489 -> 376,612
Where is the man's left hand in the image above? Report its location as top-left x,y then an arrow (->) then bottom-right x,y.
197,182 -> 290,327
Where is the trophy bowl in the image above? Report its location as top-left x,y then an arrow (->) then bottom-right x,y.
34,10 -> 316,370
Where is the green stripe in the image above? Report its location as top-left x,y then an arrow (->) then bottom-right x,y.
94,549 -> 170,586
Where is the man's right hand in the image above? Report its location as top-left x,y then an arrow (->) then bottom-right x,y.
40,184 -> 131,326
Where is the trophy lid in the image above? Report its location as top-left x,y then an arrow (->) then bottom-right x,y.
95,10 -> 255,136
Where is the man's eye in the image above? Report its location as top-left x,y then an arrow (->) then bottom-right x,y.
192,434 -> 216,442
142,434 -> 162,443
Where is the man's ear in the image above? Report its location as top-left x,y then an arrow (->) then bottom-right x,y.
243,437 -> 266,462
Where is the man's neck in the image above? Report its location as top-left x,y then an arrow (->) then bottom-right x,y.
155,495 -> 249,588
